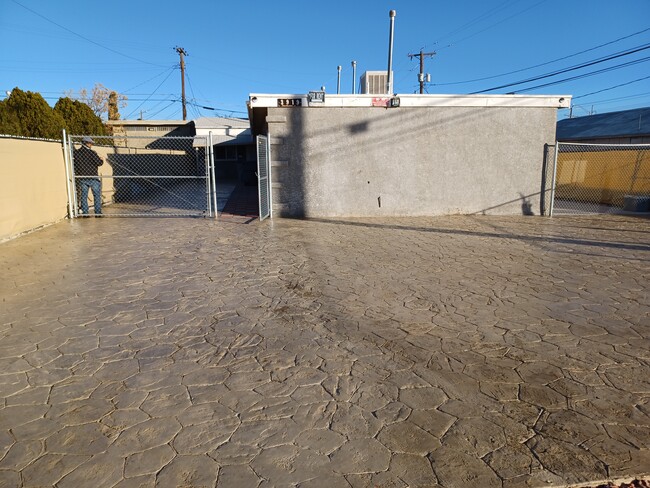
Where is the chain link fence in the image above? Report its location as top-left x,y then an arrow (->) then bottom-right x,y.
550,142 -> 650,215
65,134 -> 216,217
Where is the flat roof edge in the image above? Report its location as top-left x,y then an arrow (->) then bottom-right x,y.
105,120 -> 191,126
249,93 -> 572,109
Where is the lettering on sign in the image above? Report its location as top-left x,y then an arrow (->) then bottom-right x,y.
277,98 -> 302,107
308,91 -> 325,103
372,98 -> 390,107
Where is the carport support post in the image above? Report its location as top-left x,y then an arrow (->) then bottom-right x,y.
549,142 -> 560,217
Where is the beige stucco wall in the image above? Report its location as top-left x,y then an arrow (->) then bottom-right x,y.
0,138 -> 68,241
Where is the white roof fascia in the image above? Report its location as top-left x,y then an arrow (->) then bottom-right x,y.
248,93 -> 571,109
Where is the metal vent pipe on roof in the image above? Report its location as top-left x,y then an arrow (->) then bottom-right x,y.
387,10 -> 396,95
337,65 -> 342,94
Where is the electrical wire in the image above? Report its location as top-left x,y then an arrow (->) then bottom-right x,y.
146,101 -> 178,119
512,56 -> 650,93
122,67 -> 177,94
472,43 -> 650,94
10,0 -> 167,68
185,72 -> 202,118
434,27 -> 650,87
124,68 -> 177,119
427,0 -> 549,52
583,91 -> 650,105
572,75 -> 650,100
425,0 -> 522,49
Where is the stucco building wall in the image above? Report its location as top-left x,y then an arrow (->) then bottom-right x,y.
264,105 -> 558,217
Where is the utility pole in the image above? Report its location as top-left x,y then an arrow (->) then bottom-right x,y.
175,46 -> 188,120
408,50 -> 436,94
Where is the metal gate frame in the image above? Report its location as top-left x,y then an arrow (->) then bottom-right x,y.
256,134 -> 272,221
64,131 -> 217,218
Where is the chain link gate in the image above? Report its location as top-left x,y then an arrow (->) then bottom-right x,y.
549,142 -> 650,216
64,134 -> 217,218
256,135 -> 271,221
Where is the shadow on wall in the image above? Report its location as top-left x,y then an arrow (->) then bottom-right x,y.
277,107 -> 486,218
145,126 -> 194,150
274,107 -> 551,217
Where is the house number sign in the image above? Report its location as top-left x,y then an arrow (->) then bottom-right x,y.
277,98 -> 302,107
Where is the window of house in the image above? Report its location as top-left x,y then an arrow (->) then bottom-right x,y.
214,146 -> 238,160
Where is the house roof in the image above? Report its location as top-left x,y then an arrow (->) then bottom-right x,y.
192,117 -> 252,147
193,117 -> 250,129
556,107 -> 650,141
105,119 -> 190,127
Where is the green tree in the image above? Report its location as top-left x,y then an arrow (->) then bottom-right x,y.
0,87 -> 65,138
54,97 -> 106,135
0,99 -> 21,136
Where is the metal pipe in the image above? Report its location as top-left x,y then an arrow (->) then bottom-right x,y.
387,9 -> 396,94
61,129 -> 73,218
337,65 -> 342,94
68,134 -> 79,217
352,61 -> 357,94
267,134 -> 273,219
208,132 -> 217,219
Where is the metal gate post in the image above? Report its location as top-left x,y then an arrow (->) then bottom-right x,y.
549,142 -> 560,217
68,134 -> 79,218
62,130 -> 74,218
267,134 -> 272,219
208,132 -> 217,218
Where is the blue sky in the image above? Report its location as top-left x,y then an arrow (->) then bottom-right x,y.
1,0 -> 649,120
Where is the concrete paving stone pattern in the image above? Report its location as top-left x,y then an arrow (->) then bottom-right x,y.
0,214 -> 649,488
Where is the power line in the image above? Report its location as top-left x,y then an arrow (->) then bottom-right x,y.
434,26 -> 650,87
573,75 -> 650,100
513,56 -> 650,93
10,0 -> 166,68
428,0 -> 549,52
583,90 -> 650,105
147,101 -> 178,119
185,72 -> 202,118
472,43 -> 650,94
124,69 -> 177,119
427,0 -> 521,48
122,67 -> 177,94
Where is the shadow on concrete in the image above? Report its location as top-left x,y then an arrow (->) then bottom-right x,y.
304,217 -> 650,253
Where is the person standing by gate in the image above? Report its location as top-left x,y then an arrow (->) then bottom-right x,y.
74,136 -> 104,216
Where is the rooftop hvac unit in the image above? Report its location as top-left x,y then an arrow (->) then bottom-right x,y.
360,71 -> 393,94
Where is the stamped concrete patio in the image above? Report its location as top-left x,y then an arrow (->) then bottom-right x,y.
1,214 -> 649,488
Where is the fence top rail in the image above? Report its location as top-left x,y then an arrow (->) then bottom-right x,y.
1,134 -> 62,143
557,141 -> 650,148
70,134 -> 207,141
